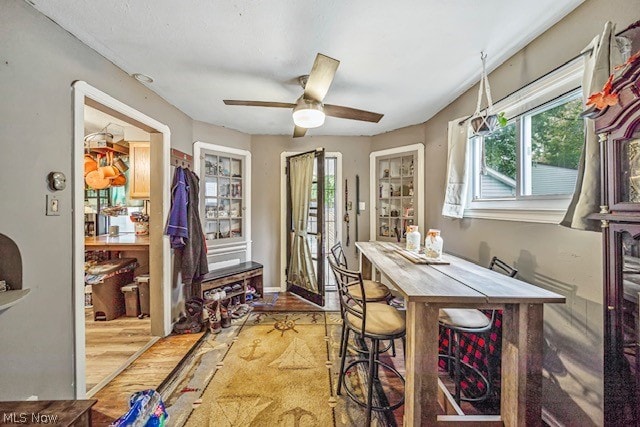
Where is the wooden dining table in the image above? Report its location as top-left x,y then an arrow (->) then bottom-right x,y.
356,241 -> 565,427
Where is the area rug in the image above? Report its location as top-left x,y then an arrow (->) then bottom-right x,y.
163,312 -> 402,426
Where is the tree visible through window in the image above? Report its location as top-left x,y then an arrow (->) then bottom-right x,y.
476,90 -> 584,199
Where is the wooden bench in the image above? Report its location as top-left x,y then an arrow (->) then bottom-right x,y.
200,261 -> 263,304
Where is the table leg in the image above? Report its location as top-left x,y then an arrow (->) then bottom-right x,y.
360,251 -> 372,280
404,301 -> 439,426
501,303 -> 543,427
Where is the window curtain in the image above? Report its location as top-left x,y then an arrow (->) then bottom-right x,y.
287,152 -> 318,292
561,21 -> 625,231
442,117 -> 471,218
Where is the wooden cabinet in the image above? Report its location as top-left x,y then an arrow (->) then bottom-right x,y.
587,31 -> 640,426
194,142 -> 252,270
128,141 -> 150,199
370,144 -> 424,242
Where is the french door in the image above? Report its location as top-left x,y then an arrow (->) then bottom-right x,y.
286,149 -> 325,306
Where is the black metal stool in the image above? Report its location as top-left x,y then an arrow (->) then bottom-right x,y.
438,256 -> 517,404
329,257 -> 405,426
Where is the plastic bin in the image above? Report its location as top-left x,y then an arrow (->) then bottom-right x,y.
87,258 -> 137,321
122,284 -> 140,317
135,275 -> 150,318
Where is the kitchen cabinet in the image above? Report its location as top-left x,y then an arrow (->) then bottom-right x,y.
128,141 -> 150,199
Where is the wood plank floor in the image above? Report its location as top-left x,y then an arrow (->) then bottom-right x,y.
92,331 -> 204,425
85,308 -> 152,393
251,290 -> 340,312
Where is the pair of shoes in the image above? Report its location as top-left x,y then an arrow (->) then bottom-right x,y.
245,285 -> 256,295
230,303 -> 252,319
231,283 -> 243,292
203,288 -> 226,301
204,300 -> 222,334
222,286 -> 233,294
173,297 -> 205,334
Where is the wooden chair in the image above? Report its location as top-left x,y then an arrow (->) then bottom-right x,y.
438,256 -> 518,404
328,256 -> 405,426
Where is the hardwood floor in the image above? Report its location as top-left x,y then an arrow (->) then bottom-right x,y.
251,290 -> 340,312
92,331 -> 205,424
85,308 -> 152,393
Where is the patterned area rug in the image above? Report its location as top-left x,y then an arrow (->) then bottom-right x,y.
163,312 -> 402,426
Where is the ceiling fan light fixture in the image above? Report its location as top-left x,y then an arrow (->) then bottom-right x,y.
292,99 -> 325,129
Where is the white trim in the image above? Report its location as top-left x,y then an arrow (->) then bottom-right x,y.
193,141 -> 252,260
72,81 -> 172,399
369,143 -> 425,240
465,196 -> 570,224
279,150 -> 342,292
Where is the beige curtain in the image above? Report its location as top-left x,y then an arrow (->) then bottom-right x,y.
287,152 -> 318,292
561,21 -> 625,231
442,117 -> 471,218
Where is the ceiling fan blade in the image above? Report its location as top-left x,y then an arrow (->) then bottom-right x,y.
304,53 -> 340,102
323,104 -> 384,123
293,126 -> 308,138
223,100 -> 296,108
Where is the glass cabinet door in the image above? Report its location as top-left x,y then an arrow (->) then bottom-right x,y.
608,223 -> 640,424
620,139 -> 640,205
376,154 -> 415,241
202,153 -> 244,243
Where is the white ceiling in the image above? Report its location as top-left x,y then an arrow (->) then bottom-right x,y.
31,0 -> 583,136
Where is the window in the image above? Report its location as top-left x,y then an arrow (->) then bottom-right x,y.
465,58 -> 585,223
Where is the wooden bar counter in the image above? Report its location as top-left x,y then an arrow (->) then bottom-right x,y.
85,233 -> 150,251
356,241 -> 565,427
85,233 -> 150,274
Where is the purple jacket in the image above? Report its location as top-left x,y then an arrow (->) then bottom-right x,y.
165,167 -> 188,248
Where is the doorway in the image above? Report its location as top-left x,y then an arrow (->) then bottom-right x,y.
72,81 -> 172,398
280,152 -> 342,296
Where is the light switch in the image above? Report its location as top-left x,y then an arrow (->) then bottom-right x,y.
358,201 -> 366,211
46,195 -> 60,216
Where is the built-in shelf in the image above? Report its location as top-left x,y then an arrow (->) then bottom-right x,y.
0,289 -> 30,311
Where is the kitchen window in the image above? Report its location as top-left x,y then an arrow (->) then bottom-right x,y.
464,58 -> 585,223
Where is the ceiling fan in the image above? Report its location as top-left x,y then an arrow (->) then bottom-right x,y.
223,53 -> 384,138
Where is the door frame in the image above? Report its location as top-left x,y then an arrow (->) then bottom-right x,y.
72,81 -> 172,398
279,151 -> 342,292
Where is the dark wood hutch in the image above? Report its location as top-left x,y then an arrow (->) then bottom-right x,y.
587,21 -> 640,426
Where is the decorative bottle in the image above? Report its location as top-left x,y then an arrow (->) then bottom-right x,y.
405,225 -> 421,253
425,229 -> 443,259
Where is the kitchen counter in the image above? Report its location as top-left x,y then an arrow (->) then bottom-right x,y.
85,233 -> 150,250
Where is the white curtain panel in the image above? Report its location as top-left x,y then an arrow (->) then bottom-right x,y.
287,152 -> 318,292
561,21 -> 625,231
442,117 -> 471,218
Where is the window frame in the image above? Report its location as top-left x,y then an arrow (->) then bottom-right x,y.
464,58 -> 584,224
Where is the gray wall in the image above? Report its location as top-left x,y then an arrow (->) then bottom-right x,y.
192,120 -> 251,151
0,0 -> 249,400
372,1 -> 638,424
250,135 -> 372,289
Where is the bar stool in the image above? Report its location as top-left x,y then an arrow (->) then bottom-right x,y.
329,257 -> 405,426
330,242 -> 391,303
438,256 -> 517,404
330,242 -> 396,356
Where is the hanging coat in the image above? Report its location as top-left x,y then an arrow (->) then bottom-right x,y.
166,167 -> 209,285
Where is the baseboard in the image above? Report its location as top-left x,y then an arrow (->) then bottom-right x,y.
542,407 -> 564,427
263,286 -> 281,293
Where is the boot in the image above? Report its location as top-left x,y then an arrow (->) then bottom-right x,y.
173,297 -> 204,334
204,300 -> 222,334
220,299 -> 232,328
